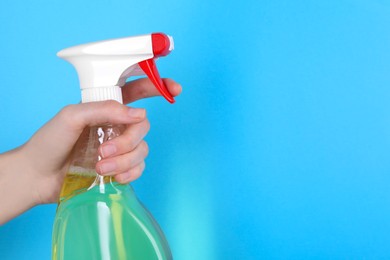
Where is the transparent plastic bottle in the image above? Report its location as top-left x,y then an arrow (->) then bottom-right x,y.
52,125 -> 172,260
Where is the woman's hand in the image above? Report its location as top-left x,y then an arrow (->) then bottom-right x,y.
0,78 -> 181,224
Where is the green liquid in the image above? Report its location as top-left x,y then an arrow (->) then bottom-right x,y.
52,181 -> 171,260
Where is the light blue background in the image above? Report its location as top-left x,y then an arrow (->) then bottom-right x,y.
1,0 -> 390,259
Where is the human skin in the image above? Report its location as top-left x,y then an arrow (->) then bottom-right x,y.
0,78 -> 182,225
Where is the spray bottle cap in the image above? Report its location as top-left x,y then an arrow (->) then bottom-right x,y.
57,33 -> 175,104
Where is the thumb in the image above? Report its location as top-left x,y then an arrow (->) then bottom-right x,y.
58,100 -> 145,132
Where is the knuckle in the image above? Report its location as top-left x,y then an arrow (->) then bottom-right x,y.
132,163 -> 145,179
140,141 -> 149,157
118,162 -> 145,183
116,173 -> 128,184
143,118 -> 151,133
101,100 -> 123,113
101,99 -> 120,109
135,85 -> 150,99
100,100 -> 128,119
58,105 -> 77,125
125,135 -> 137,151
116,157 -> 129,172
138,162 -> 146,175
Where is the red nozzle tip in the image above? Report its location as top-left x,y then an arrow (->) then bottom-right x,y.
151,33 -> 172,57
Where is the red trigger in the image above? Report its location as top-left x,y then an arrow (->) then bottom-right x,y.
138,58 -> 175,104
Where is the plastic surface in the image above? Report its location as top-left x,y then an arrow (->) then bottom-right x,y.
53,183 -> 171,260
57,33 -> 174,103
139,59 -> 175,104
151,33 -> 174,57
81,86 -> 123,103
52,33 -> 175,259
52,126 -> 172,260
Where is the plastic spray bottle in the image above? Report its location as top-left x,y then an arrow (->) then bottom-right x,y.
52,33 -> 175,260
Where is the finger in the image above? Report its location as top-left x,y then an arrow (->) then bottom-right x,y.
57,100 -> 146,132
115,162 -> 145,184
96,141 -> 149,176
98,118 -> 150,158
122,78 -> 182,104
26,101 -> 146,162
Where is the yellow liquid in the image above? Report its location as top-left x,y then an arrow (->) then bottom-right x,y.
59,173 -> 111,202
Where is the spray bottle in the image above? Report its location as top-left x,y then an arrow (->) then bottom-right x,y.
52,33 -> 175,260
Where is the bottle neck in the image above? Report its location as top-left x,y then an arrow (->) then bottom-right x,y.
81,86 -> 123,103
59,125 -> 125,203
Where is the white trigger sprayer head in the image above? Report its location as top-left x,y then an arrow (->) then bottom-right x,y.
57,33 -> 175,104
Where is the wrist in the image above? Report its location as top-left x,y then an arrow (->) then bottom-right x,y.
0,146 -> 40,224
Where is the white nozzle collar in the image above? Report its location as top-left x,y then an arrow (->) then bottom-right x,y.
81,86 -> 123,103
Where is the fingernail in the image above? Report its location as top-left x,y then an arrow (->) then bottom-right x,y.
101,144 -> 117,158
99,162 -> 117,174
128,108 -> 146,119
